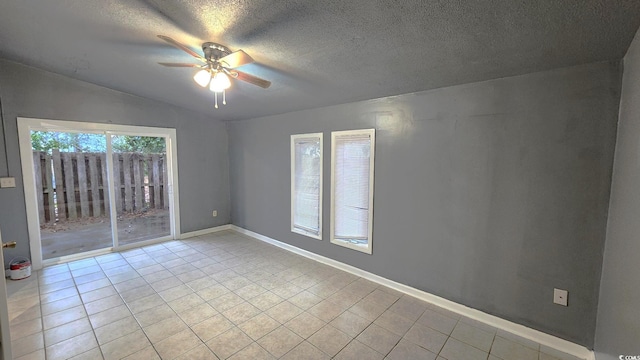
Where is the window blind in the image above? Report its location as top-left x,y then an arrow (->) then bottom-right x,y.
292,136 -> 321,236
333,132 -> 372,243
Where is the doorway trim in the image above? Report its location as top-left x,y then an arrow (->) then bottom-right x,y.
17,117 -> 181,270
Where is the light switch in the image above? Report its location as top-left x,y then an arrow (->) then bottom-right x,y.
0,177 -> 16,188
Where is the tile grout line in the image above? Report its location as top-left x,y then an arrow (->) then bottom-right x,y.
125,249 -> 169,359
37,269 -> 46,360
69,260 -> 106,360
101,252 -> 154,359
118,246 -> 180,359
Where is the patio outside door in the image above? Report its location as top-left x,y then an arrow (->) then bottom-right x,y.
31,130 -> 114,259
18,118 -> 180,269
111,134 -> 171,246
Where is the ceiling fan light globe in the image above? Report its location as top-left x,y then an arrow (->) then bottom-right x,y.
193,69 -> 211,87
210,72 -> 231,92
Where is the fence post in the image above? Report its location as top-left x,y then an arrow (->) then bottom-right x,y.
152,155 -> 161,209
100,154 -> 110,217
77,153 -> 91,218
88,154 -> 101,217
52,149 -> 66,220
162,155 -> 169,209
133,153 -> 143,211
45,153 -> 55,222
111,153 -> 121,213
122,153 -> 133,212
33,151 -> 45,224
63,152 -> 77,219
143,156 -> 149,208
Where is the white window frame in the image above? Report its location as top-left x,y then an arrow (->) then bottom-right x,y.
17,117 -> 181,269
330,129 -> 375,254
291,133 -> 323,240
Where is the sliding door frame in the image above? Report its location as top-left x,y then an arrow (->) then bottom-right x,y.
17,117 -> 181,269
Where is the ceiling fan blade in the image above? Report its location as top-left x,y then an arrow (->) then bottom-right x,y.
230,70 -> 271,89
219,50 -> 254,68
158,62 -> 201,67
157,35 -> 206,63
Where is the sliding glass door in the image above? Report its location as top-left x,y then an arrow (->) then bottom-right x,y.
18,119 -> 180,268
32,131 -> 113,259
112,135 -> 171,245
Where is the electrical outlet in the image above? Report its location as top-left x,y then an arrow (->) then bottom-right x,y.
554,288 -> 568,306
212,210 -> 217,217
0,177 -> 16,188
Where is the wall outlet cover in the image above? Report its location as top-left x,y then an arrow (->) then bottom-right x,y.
0,177 -> 16,188
553,288 -> 568,306
212,210 -> 217,217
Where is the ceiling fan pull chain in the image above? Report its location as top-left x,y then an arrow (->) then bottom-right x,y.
223,90 -> 227,105
215,92 -> 219,109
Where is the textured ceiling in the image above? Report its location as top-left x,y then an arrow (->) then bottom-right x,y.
0,0 -> 639,121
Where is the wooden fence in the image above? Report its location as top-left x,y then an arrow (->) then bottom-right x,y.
33,150 -> 169,223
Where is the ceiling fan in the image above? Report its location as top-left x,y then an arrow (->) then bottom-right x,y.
157,35 -> 271,108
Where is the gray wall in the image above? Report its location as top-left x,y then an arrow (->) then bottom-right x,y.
594,29 -> 640,359
0,59 -> 230,264
227,61 -> 622,347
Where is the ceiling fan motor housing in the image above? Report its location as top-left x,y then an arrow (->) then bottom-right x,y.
202,42 -> 231,61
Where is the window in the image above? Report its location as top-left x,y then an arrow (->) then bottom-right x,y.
291,133 -> 323,239
330,129 -> 375,254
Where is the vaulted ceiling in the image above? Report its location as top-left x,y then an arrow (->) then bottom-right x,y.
0,1 -> 639,121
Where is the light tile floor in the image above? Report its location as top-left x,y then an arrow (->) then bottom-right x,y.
6,230 -> 584,360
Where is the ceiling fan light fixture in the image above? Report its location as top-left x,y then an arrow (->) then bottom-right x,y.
210,72 -> 231,92
157,35 -> 270,110
193,69 -> 211,87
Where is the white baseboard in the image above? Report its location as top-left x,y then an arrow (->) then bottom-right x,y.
230,225 -> 594,360
180,224 -> 231,239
